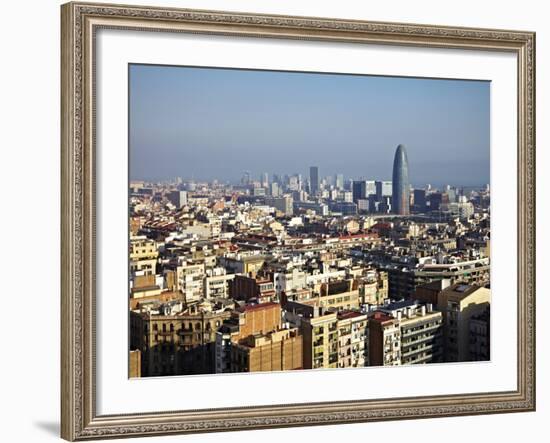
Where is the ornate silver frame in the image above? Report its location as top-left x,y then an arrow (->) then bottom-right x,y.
61,2 -> 536,440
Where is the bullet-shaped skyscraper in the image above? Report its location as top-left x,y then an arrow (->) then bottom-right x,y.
392,144 -> 410,215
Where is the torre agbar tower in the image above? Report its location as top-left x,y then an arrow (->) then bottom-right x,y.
392,144 -> 410,215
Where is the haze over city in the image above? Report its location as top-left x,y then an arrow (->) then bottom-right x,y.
128,65 -> 492,378
129,64 -> 490,187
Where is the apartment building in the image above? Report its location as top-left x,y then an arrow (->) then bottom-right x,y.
177,262 -> 205,303
336,310 -> 369,368
437,284 -> 491,362
204,270 -> 234,299
469,307 -> 490,361
130,306 -> 231,377
368,312 -> 401,366
386,258 -> 490,299
301,309 -> 339,369
379,301 -> 443,365
129,235 -> 159,276
230,328 -> 303,372
231,274 -> 277,303
298,279 -> 360,312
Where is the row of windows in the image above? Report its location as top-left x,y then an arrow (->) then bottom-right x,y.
151,320 -> 221,332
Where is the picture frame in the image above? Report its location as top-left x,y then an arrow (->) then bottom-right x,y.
61,1 -> 536,440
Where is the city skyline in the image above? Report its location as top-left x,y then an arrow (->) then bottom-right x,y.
129,69 -> 492,378
129,64 -> 490,186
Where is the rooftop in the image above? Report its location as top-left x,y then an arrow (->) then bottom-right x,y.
236,301 -> 280,313
369,311 -> 395,323
443,283 -> 483,299
131,285 -> 160,293
383,299 -> 419,311
337,310 -> 365,320
418,279 -> 451,291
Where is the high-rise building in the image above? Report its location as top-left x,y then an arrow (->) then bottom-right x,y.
309,166 -> 319,196
365,180 -> 376,197
342,191 -> 353,203
375,180 -> 392,200
428,192 -> 446,211
357,199 -> 370,213
392,144 -> 410,215
352,180 -> 376,203
352,180 -> 365,203
447,187 -> 457,203
266,195 -> 293,216
166,190 -> 188,209
270,182 -> 280,197
335,173 -> 344,190
413,189 -> 427,212
241,171 -> 251,185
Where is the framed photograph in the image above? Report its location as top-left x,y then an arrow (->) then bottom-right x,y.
61,1 -> 536,440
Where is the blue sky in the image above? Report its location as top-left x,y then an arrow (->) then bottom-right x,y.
129,64 -> 490,187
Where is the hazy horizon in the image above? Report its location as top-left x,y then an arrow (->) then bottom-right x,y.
129,64 -> 490,186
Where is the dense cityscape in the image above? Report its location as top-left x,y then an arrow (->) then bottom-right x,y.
128,144 -> 490,377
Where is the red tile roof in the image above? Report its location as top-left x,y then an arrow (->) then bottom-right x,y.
369,311 -> 395,323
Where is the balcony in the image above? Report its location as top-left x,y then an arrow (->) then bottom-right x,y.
402,334 -> 441,347
401,323 -> 441,338
402,343 -> 438,358
405,353 -> 434,364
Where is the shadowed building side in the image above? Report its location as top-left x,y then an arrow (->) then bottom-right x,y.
392,144 -> 410,215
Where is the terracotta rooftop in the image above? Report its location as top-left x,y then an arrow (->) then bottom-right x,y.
369,311 -> 395,323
